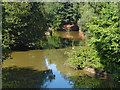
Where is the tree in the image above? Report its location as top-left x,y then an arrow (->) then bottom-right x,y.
87,2 -> 120,79
44,2 -> 80,30
66,2 -> 120,81
2,2 -> 47,51
44,2 -> 64,30
77,2 -> 96,32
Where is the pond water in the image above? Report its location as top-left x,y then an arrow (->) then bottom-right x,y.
2,47 -> 120,88
2,31 -> 120,88
54,31 -> 80,38
53,31 -> 86,39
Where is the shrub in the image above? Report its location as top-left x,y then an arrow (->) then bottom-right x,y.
65,46 -> 104,70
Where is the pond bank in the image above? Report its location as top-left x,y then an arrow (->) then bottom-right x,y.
65,63 -> 114,80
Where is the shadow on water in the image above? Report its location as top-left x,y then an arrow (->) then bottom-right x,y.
43,36 -> 85,50
2,46 -> 120,88
2,67 -> 55,88
2,66 -> 120,88
63,74 -> 120,88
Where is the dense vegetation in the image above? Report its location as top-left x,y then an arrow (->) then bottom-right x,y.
44,2 -> 80,30
2,2 -> 80,60
66,2 -> 120,81
2,2 -> 120,82
2,2 -> 48,60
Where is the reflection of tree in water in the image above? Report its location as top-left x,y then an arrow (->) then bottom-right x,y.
2,67 -> 55,88
63,74 -> 120,88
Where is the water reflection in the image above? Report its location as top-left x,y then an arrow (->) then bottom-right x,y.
2,67 -> 55,88
63,74 -> 120,88
44,50 -> 120,88
45,56 -> 57,71
44,56 -> 73,88
2,48 -> 120,88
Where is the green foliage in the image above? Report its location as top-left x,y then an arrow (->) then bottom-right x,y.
87,2 -> 120,68
44,2 -> 63,30
44,2 -> 80,30
2,46 -> 11,61
2,2 -> 120,82
67,2 -> 120,81
77,3 -> 96,32
66,46 -> 104,70
47,36 -> 63,49
2,2 -> 47,58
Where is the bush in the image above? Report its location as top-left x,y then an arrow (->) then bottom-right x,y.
2,2 -> 47,50
65,46 -> 104,70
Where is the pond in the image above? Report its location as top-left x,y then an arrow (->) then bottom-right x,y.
2,47 -> 120,88
53,31 -> 87,39
2,31 -> 120,88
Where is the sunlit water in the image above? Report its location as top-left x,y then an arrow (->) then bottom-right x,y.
2,47 -> 120,88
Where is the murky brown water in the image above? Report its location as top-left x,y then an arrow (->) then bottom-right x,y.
2,47 -> 83,76
2,47 -> 120,88
2,31 -> 120,88
54,31 -> 80,38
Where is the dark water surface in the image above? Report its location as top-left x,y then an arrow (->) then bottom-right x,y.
2,47 -> 120,88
